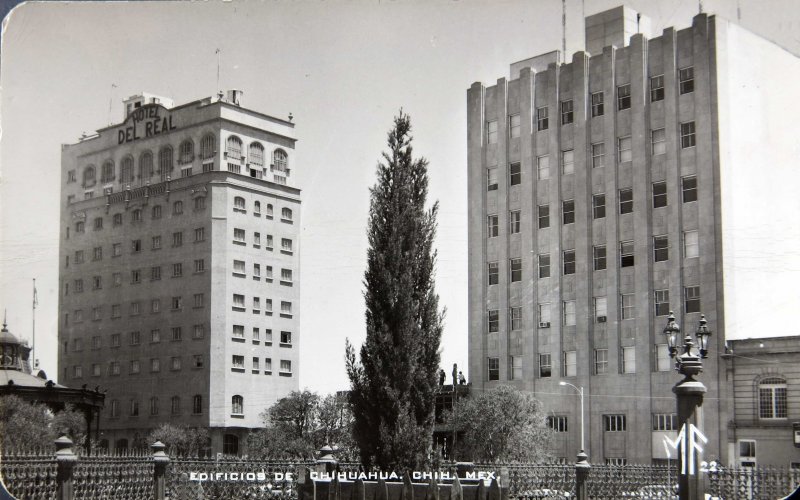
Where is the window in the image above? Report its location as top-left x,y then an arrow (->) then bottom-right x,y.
281,268 -> 293,283
618,136 -> 632,163
560,100 -> 573,124
170,396 -> 181,415
650,75 -> 665,101
487,215 -> 499,237
112,243 -> 121,256
149,235 -> 161,250
563,301 -> 576,326
111,333 -> 121,347
192,395 -> 203,414
75,250 -> 84,264
591,143 -> 605,168
151,358 -> 161,373
93,217 -> 104,231
281,238 -> 293,253
679,67 -> 694,95
148,266 -> 161,281
486,168 -> 498,191
253,263 -> 261,279
739,440 -> 756,458
280,331 -> 292,345
509,258 -> 522,282
170,357 -> 181,371
759,378 -> 787,419
193,324 -> 205,339
620,240 -> 635,267
653,182 -> 667,208
128,360 -> 141,374
172,200 -> 183,215
594,349 -> 608,374
547,416 -> 568,433
652,128 -> 666,155
538,254 -> 551,278
617,84 -> 631,110
604,414 -> 627,432
509,355 -> 522,380
538,205 -> 550,228
622,346 -> 636,374
194,259 -> 205,273
151,329 -> 161,343
655,290 -> 670,317
655,344 -> 671,372
510,307 -> 522,330
130,400 -> 139,416
536,155 -> 549,180
253,232 -> 261,248
563,250 -> 575,275
650,413 -> 678,432
619,188 -> 633,214
563,351 -> 576,377
487,357 -> 499,381
130,269 -> 141,284
151,299 -> 160,313
172,296 -> 183,310
172,262 -> 183,278
539,354 -> 552,378
232,356 -> 245,371
509,162 -> 521,186
538,303 -> 551,325
255,297 -> 262,313
92,275 -> 102,290
594,296 -> 607,320
487,310 -> 499,333
265,234 -> 273,250
231,395 -> 244,415
487,262 -> 499,286
684,286 -> 701,313
233,294 -> 245,310
281,301 -> 292,316
265,267 -> 273,281
194,196 -> 206,210
486,120 -> 498,144
509,114 -> 521,138
621,293 -> 635,319
593,246 -> 607,271
233,228 -> 245,243
194,227 -> 205,242
591,91 -> 604,117
654,235 -> 669,262
562,200 -> 574,225
509,210 -> 521,234
684,230 -> 699,258
171,327 -> 182,341
536,106 -> 548,131
561,150 -> 574,174
281,207 -> 293,221
680,122 -> 696,148
279,360 -> 292,376
593,194 -> 606,219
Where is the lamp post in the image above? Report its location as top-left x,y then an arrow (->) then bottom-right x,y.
560,381 -> 589,500
663,312 -> 712,500
559,381 -> 586,454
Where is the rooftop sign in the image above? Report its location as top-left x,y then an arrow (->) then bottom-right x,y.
117,104 -> 176,144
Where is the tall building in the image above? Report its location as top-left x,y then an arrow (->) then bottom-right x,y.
59,91 -> 301,454
467,6 -> 800,465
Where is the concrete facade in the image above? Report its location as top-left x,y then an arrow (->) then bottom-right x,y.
467,7 -> 800,465
58,94 -> 301,454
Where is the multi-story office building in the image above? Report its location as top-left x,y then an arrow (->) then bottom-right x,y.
59,91 -> 301,454
467,6 -> 800,464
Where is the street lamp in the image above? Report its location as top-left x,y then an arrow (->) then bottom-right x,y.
559,381 -> 586,457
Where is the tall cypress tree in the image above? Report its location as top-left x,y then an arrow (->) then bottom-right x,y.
346,111 -> 444,469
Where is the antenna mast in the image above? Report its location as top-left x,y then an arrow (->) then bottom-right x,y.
562,0 -> 567,63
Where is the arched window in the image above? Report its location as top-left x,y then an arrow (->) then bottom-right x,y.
249,142 -> 264,166
223,434 -> 239,455
101,160 -> 115,183
83,165 -> 96,187
759,377 -> 787,419
139,151 -> 154,180
192,395 -> 202,414
226,136 -> 242,159
273,149 -> 287,172
231,395 -> 243,415
179,140 -> 194,164
254,201 -> 261,215
200,133 -> 216,160
281,207 -> 293,221
159,147 -> 173,180
234,196 -> 246,212
120,156 -> 134,184
152,205 -> 162,219
171,396 -> 181,415
266,204 -> 274,218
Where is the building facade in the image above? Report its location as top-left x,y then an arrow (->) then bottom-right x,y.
467,6 -> 800,465
58,91 -> 301,454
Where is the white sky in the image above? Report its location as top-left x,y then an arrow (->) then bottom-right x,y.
1,0 -> 799,396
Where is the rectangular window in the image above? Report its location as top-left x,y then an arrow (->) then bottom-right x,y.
233,260 -> 246,276
172,262 -> 183,278
620,240 -> 635,267
680,121 -> 696,148
509,162 -> 521,186
548,416 -> 568,432
280,331 -> 292,345
171,357 -> 181,371
130,270 -> 141,284
684,230 -> 699,258
233,294 -> 245,310
652,128 -> 666,155
617,84 -> 631,110
151,329 -> 161,343
650,75 -> 665,102
679,67 -> 695,94
252,357 -> 260,371
654,235 -> 669,262
653,413 -> 677,431
232,355 -> 245,369
563,250 -> 575,275
562,200 -> 574,225
509,355 -> 523,380
538,303 -> 551,325
619,188 -> 633,214
253,297 -> 262,313
233,228 -> 245,243
194,227 -> 205,242
759,382 -> 788,419
538,205 -> 550,229
536,155 -> 549,180
622,346 -> 636,374
561,150 -> 574,174
563,300 -> 576,326
112,243 -> 121,257
655,290 -> 670,317
171,327 -> 182,341
194,259 -> 205,273
152,235 -> 162,250
281,301 -> 292,315
621,293 -> 635,319
510,258 -> 522,282
739,440 -> 756,458
265,234 -> 274,250
487,262 -> 499,286
232,325 -> 245,339
594,296 -> 607,320
150,299 -> 160,313
487,168 -> 498,191
281,268 -> 293,283
604,414 -> 627,432
655,343 -> 671,372
172,296 -> 183,310
618,136 -> 632,163
487,120 -> 498,144
487,310 -> 499,333
536,106 -> 549,131
653,181 -> 667,208
487,357 -> 500,381
509,114 -> 521,138
563,351 -> 576,377
591,142 -> 605,168
172,232 -> 183,247
539,353 -> 552,378
509,210 -> 521,234
538,254 -> 551,278
594,349 -> 608,374
151,358 -> 161,373
264,299 -> 273,314
561,100 -> 573,124
487,215 -> 499,237
193,324 -> 205,339
130,360 -> 140,374
685,286 -> 701,313
92,246 -> 102,261
591,91 -> 604,117
510,307 -> 522,330
593,194 -> 606,219
593,246 -> 607,271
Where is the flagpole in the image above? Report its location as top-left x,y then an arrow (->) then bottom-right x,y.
32,278 -> 37,368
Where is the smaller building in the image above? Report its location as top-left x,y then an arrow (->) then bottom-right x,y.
724,337 -> 800,468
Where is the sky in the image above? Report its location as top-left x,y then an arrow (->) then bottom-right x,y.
1,0 -> 799,396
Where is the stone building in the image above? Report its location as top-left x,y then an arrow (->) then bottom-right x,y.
466,6 -> 800,464
58,91 -> 301,454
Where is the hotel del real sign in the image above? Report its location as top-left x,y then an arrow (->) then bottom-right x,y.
117,104 -> 177,144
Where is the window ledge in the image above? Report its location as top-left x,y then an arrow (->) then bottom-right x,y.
232,306 -> 246,312
231,367 -> 245,373
231,414 -> 244,419
279,343 -> 292,348
279,372 -> 292,377
232,337 -> 246,343
233,241 -> 246,246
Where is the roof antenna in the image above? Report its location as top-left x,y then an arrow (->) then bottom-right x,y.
562,0 -> 567,63
636,13 -> 641,33
108,83 -> 117,125
216,48 -> 221,95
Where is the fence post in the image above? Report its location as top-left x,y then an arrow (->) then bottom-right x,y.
152,440 -> 170,500
54,435 -> 77,500
574,450 -> 590,500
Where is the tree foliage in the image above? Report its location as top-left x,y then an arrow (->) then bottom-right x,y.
0,395 -> 87,450
346,111 -> 444,469
147,423 -> 210,456
447,386 -> 553,463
